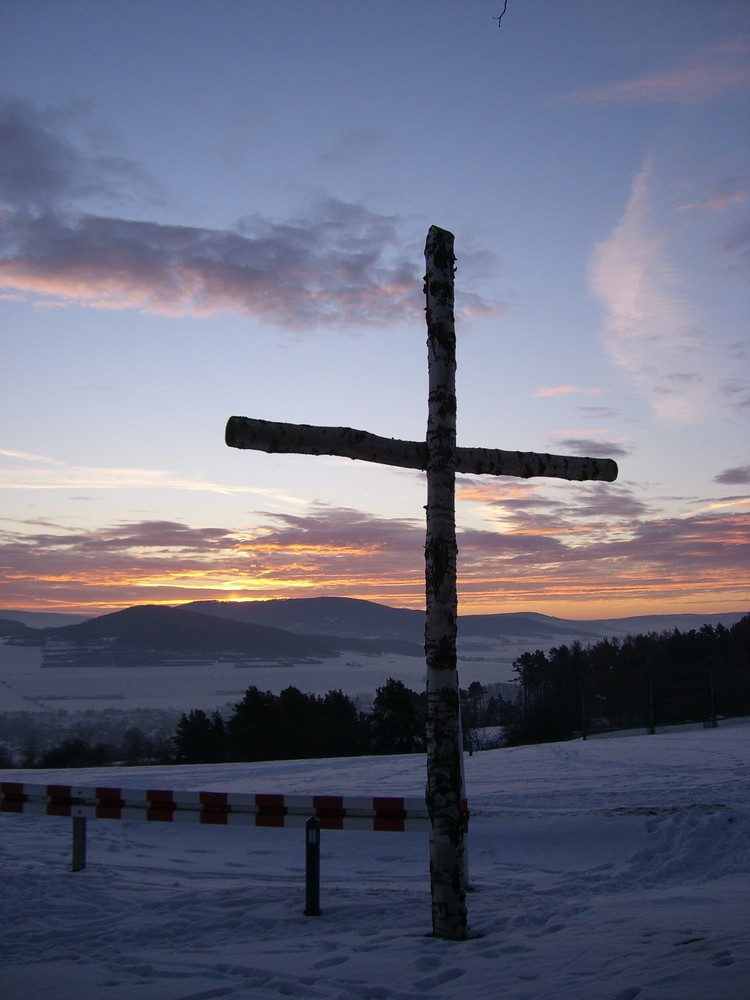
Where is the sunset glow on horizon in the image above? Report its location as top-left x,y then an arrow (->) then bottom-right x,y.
3,486 -> 748,619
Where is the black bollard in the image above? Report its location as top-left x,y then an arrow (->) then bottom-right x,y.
71,816 -> 86,871
304,816 -> 321,916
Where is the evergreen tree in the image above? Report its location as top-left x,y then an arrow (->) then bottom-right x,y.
276,686 -> 317,759
226,687 -> 279,761
173,709 -> 228,764
317,689 -> 369,757
370,678 -> 424,753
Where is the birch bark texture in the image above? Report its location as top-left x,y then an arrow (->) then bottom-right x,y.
225,418 -> 617,484
423,226 -> 466,940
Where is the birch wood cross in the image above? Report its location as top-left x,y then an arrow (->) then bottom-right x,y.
225,226 -> 618,940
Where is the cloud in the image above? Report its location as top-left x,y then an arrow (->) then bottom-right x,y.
0,97 -> 508,330
0,96 -> 159,212
534,385 -> 605,398
0,518 -> 245,611
676,176 -> 750,281
463,480 -> 653,537
556,40 -> 750,106
720,215 -> 750,277
38,520 -> 235,553
721,377 -> 750,412
0,200 -> 421,329
0,451 -> 305,501
551,438 -> 630,460
318,128 -> 394,168
455,484 -> 749,612
577,405 -> 620,420
0,447 -> 64,465
449,244 -> 506,319
0,97 -> 429,330
714,465 -> 750,486
0,98 -> 81,211
0,507 -> 425,611
236,505 -> 423,591
678,176 -> 750,281
1,488 -> 747,615
690,192 -> 750,212
589,161 -> 718,424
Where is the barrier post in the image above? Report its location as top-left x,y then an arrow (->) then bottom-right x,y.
304,816 -> 321,916
71,816 -> 86,871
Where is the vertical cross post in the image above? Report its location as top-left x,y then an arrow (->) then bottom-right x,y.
423,227 -> 466,938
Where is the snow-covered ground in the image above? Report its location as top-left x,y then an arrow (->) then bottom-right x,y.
1,721 -> 748,999
0,639 -> 437,713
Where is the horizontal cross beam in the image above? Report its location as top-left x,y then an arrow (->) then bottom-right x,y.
225,415 -> 618,483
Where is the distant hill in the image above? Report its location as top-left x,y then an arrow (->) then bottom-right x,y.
1,599 -> 745,671
187,597 -> 425,643
10,603 -> 423,667
588,613 -> 749,636
457,612 -> 601,641
46,605 -> 337,655
0,617 -> 35,640
187,597 -> 746,644
0,610 -> 92,629
459,610 -> 749,642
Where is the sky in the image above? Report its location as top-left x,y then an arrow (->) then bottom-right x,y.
1,0 -> 749,619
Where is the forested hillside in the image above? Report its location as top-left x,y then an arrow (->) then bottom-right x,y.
509,616 -> 749,744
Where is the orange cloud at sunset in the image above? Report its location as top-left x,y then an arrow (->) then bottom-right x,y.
2,489 -> 747,620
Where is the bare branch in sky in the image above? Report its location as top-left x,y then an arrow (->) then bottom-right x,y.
493,1 -> 509,28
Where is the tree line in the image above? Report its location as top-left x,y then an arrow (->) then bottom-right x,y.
6,677 -> 513,768
507,616 -> 749,746
0,679 -> 435,768
1,725 -> 174,770
174,679 -> 427,764
172,678 -> 514,764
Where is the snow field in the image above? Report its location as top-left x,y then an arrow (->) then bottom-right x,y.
1,724 -> 748,999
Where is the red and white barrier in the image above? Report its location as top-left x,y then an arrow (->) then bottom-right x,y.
2,780 -> 471,899
1,782 -> 469,833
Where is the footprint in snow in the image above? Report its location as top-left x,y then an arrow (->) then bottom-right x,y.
711,949 -> 735,967
413,966 -> 465,990
312,956 -> 348,970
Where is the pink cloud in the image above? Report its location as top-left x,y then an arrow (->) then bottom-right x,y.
1,493 -> 747,617
557,41 -> 750,106
0,207 -> 420,330
534,385 -> 605,398
0,97 -> 506,330
680,191 -> 750,214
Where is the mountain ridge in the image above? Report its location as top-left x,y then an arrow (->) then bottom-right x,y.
183,597 -> 747,643
1,598 -> 745,641
0,602 -> 426,665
